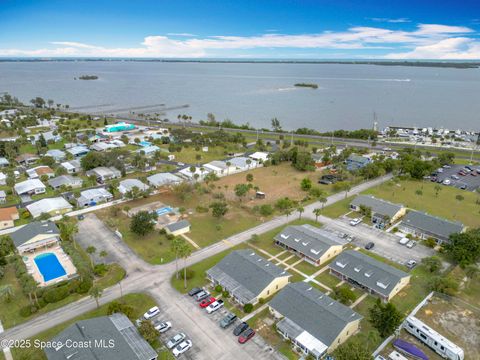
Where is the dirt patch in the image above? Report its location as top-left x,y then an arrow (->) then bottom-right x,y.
417,296 -> 480,360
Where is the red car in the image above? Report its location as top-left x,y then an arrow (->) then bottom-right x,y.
238,328 -> 255,344
199,297 -> 216,308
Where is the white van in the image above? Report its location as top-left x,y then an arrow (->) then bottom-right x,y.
399,237 -> 410,245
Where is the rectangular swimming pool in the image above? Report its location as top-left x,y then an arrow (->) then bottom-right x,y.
34,253 -> 67,282
157,206 -> 174,216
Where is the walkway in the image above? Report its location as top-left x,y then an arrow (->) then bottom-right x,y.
181,233 -> 201,250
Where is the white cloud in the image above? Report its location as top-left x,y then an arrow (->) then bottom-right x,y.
0,23 -> 478,59
369,17 -> 411,23
166,33 -> 197,37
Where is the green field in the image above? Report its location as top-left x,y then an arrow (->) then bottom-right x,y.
11,293 -> 157,360
363,179 -> 480,227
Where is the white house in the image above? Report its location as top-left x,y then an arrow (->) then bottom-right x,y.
61,160 -> 82,174
118,179 -> 149,195
178,166 -> 212,180
0,172 -> 6,186
147,173 -> 183,187
204,160 -> 235,176
249,151 -> 269,163
77,188 -> 113,207
229,156 -> 258,172
14,179 -> 46,195
26,197 -> 73,218
45,149 -> 66,162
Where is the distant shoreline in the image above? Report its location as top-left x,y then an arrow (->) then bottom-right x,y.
0,58 -> 479,69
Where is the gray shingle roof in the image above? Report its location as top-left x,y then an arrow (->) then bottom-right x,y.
329,250 -> 409,298
347,154 -> 370,164
48,175 -> 83,189
44,313 -> 157,360
350,195 -> 403,219
206,250 -> 290,304
273,224 -> 344,261
10,221 -> 59,247
401,210 -> 464,240
270,282 -> 362,347
165,220 -> 190,232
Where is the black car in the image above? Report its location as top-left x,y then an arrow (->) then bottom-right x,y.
188,287 -> 203,296
318,179 -> 332,185
365,242 -> 375,250
460,184 -> 467,190
233,322 -> 249,336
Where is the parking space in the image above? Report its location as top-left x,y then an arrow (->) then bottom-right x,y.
432,164 -> 480,191
323,217 -> 435,266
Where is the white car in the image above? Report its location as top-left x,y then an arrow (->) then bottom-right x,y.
173,340 -> 192,357
154,321 -> 172,333
442,179 -> 451,185
451,174 -> 460,180
206,300 -> 224,314
143,306 -> 160,320
167,333 -> 186,349
349,218 -> 362,226
406,240 -> 417,249
398,237 -> 410,245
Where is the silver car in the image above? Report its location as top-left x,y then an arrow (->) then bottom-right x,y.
167,333 -> 186,349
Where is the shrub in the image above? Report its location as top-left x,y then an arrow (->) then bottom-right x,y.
425,238 -> 437,248
222,290 -> 230,298
243,303 -> 254,313
259,204 -> 274,216
93,263 -> 109,276
0,266 -> 4,280
215,285 -> 223,293
178,269 -> 195,280
258,298 -> 266,305
19,305 -> 38,317
43,285 -> 70,303
196,206 -> 209,213
107,301 -> 136,320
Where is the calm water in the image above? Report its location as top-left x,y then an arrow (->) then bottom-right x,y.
1,61 -> 479,131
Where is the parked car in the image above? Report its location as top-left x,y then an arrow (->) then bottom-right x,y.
153,321 -> 172,333
206,300 -> 224,314
194,291 -> 210,302
365,242 -> 375,250
233,322 -> 249,336
143,306 -> 160,320
349,218 -> 362,226
172,340 -> 192,357
199,297 -> 216,308
319,179 -> 332,185
77,214 -> 85,220
406,260 -> 417,269
437,168 -> 443,173
442,179 -> 451,185
476,168 -> 480,174
471,172 -> 477,176
460,184 -> 467,190
188,287 -> 203,296
465,166 -> 473,171
451,174 -> 460,180
238,328 -> 255,344
167,333 -> 186,349
399,237 -> 410,245
406,240 -> 417,249
220,313 -> 237,328
442,165 -> 451,169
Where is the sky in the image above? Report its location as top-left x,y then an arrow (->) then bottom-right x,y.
1,0 -> 480,59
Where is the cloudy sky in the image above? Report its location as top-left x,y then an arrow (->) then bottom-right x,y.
1,0 -> 479,59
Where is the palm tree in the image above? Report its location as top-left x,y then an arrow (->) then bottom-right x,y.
99,250 -> 108,260
86,246 -> 96,268
171,237 -> 183,279
313,208 -> 322,222
297,206 -> 304,219
59,221 -> 79,248
284,208 -> 292,220
226,161 -> 232,176
89,286 -> 103,308
319,196 -> 328,210
246,159 -> 252,169
0,284 -> 14,302
178,242 -> 192,289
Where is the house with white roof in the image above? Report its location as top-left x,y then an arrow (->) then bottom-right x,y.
48,175 -> 83,189
26,166 -> 55,179
147,173 -> 183,187
118,179 -> 149,195
136,145 -> 161,157
86,167 -> 121,183
26,197 -> 73,218
228,156 -> 257,172
14,179 -> 46,195
61,160 -> 82,174
204,160 -> 235,176
45,149 -> 66,162
249,151 -> 269,163
0,172 -> 6,186
77,188 -> 113,207
0,157 -> 10,167
66,145 -> 90,158
178,166 -> 212,181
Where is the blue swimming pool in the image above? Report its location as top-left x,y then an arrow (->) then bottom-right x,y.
139,141 -> 152,147
34,253 -> 66,282
157,206 -> 174,216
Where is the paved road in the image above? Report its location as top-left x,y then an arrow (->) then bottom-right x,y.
0,175 -> 393,359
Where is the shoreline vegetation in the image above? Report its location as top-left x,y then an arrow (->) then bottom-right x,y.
294,82 -> 318,89
1,59 -> 479,69
76,75 -> 98,80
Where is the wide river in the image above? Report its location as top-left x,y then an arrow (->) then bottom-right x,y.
1,61 -> 479,131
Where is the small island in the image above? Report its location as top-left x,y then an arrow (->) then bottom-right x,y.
77,75 -> 99,80
294,83 -> 318,89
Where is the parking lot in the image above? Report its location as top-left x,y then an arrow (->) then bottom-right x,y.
432,164 -> 480,191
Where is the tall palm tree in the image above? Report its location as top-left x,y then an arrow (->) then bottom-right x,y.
0,284 -> 13,302
297,206 -> 304,219
89,286 -> 103,308
86,246 -> 96,268
178,242 -> 192,289
319,196 -> 328,210
313,208 -> 322,222
226,161 -> 232,176
171,237 -> 183,279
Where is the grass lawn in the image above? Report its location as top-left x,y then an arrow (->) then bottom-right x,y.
166,145 -> 241,164
316,271 -> 342,289
11,293 -> 157,360
292,259 -> 319,276
96,207 -> 194,264
320,196 -> 355,219
363,179 -> 480,227
170,243 -> 249,293
448,266 -> 480,307
0,258 -> 125,330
